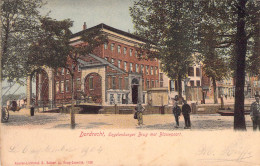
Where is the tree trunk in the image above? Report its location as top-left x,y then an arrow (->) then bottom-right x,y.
177,74 -> 183,100
212,77 -> 218,104
177,74 -> 183,105
70,74 -> 75,129
234,0 -> 247,130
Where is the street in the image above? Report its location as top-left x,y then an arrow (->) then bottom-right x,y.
2,108 -> 254,131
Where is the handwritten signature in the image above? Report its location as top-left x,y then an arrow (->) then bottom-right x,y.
196,144 -> 259,165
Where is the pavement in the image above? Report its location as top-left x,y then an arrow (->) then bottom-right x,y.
1,108 -> 255,131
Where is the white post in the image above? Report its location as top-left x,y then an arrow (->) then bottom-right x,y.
26,76 -> 32,108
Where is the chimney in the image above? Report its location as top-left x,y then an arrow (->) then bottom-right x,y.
83,22 -> 87,30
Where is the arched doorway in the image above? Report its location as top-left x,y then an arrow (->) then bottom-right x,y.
85,73 -> 102,104
131,78 -> 139,104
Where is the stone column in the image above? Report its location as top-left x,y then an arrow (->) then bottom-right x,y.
26,75 -> 32,108
48,69 -> 55,109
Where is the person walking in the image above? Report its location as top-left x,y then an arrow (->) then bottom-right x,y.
172,101 -> 181,128
182,100 -> 191,129
135,102 -> 145,126
250,94 -> 260,131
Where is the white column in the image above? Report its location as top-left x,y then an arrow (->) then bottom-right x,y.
26,76 -> 32,108
48,69 -> 54,108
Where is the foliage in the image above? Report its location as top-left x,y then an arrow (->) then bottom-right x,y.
130,0 -> 196,98
1,0 -> 44,82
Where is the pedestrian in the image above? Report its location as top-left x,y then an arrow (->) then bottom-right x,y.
182,100 -> 191,129
250,93 -> 260,131
135,102 -> 145,126
172,100 -> 181,128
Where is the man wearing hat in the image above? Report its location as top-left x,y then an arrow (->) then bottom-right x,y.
250,93 -> 260,131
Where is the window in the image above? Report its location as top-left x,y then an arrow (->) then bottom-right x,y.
111,58 -> 114,65
188,67 -> 194,76
151,80 -> 154,88
61,81 -> 64,93
65,80 -> 69,92
135,51 -> 137,57
155,67 -> 158,75
110,94 -> 114,105
56,81 -> 59,93
130,49 -> 133,56
104,42 -> 108,49
124,47 -> 127,55
170,80 -> 174,91
117,45 -> 121,53
117,94 -> 121,103
147,80 -> 150,89
156,80 -> 159,88
190,80 -> 194,87
141,65 -> 144,73
124,62 -> 127,71
135,64 -> 138,73
112,77 -> 116,89
146,66 -> 149,75
77,78 -> 81,91
89,76 -> 93,89
67,69 -> 70,74
61,68 -> 65,75
142,79 -> 144,89
151,66 -> 153,75
196,68 -> 200,77
118,60 -> 121,68
125,77 -> 129,89
196,80 -> 201,86
130,63 -> 133,72
160,73 -> 164,87
111,43 -> 114,51
119,77 -> 122,89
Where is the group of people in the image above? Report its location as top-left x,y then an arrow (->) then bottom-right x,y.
134,98 -> 192,129
172,99 -> 191,129
134,93 -> 260,130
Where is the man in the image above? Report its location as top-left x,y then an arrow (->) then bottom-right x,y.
172,100 -> 181,128
135,102 -> 145,126
250,94 -> 260,131
182,100 -> 191,129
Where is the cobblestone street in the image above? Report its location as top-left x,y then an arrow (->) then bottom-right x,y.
2,108 -> 254,131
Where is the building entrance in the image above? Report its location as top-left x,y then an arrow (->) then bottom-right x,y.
131,78 -> 139,104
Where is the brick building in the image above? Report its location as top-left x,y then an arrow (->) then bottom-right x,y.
32,23 -> 160,106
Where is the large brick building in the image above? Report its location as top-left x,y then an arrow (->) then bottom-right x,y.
33,23 -> 160,106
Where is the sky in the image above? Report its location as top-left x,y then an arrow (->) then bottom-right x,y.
2,0 -> 136,96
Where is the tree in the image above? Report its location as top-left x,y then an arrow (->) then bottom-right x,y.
29,17 -> 107,129
196,1 -> 234,104
130,0 -> 196,100
1,0 -> 44,82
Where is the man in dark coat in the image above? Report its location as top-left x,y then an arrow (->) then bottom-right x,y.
250,94 -> 260,131
182,100 -> 191,129
172,102 -> 181,128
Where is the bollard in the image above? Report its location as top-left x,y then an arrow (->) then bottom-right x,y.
30,107 -> 34,116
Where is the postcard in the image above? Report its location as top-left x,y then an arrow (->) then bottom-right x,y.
1,0 -> 260,166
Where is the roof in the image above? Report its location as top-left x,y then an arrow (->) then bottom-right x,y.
78,53 -> 126,74
71,23 -> 149,43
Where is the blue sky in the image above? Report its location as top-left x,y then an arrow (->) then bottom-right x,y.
2,0 -> 136,95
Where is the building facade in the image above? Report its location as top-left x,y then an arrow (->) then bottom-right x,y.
33,23 -> 160,106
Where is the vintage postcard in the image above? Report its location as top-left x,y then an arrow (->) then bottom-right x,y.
1,0 -> 260,166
